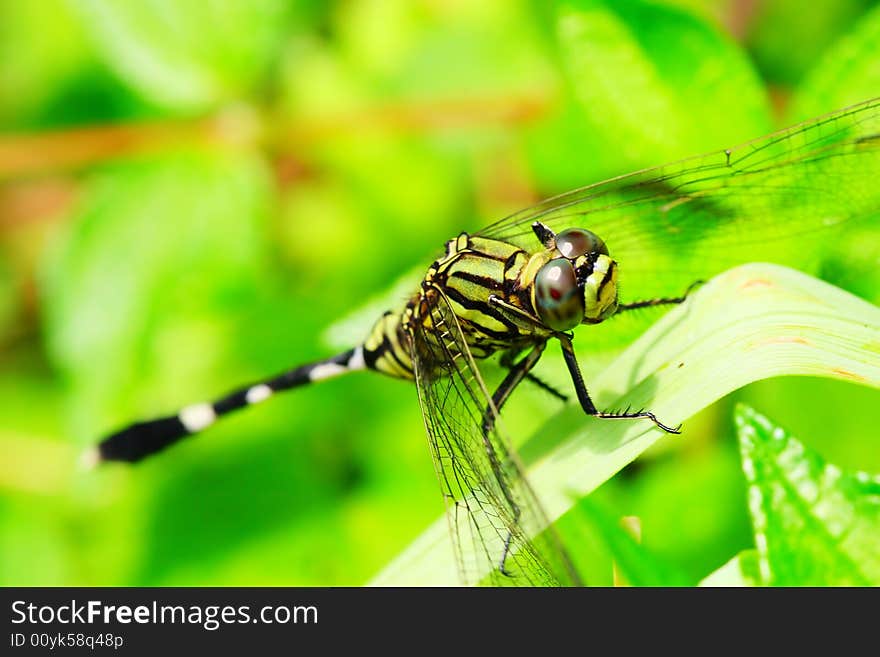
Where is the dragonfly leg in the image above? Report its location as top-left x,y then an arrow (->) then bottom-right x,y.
481,342 -> 547,577
488,294 -> 545,331
489,299 -> 567,396
616,280 -> 703,313
499,523 -> 517,577
481,342 -> 547,437
497,348 -> 522,369
557,333 -> 681,434
524,373 -> 568,402
500,349 -> 568,402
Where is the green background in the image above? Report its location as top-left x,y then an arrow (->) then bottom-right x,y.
1,0 -> 878,586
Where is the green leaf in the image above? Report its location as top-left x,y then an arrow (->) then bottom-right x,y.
745,0 -> 875,87
71,0 -> 292,110
789,2 -> 880,121
0,0 -> 97,127
41,151 -> 273,440
584,436 -> 754,584
372,264 -> 880,585
735,404 -> 880,586
698,550 -> 761,587
571,500 -> 690,586
333,0 -> 553,99
0,258 -> 19,340
526,0 -> 771,190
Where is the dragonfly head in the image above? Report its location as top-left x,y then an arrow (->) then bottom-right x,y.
533,228 -> 619,331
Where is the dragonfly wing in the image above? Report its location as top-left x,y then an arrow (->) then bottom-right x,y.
407,286 -> 580,586
478,98 -> 880,304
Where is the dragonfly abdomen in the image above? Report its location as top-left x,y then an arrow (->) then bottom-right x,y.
362,310 -> 415,379
93,347 -> 367,463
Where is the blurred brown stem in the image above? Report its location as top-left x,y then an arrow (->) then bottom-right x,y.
0,93 -> 552,182
0,117 -> 225,181
613,515 -> 643,587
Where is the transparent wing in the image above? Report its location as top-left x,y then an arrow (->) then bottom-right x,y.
407,286 -> 580,586
478,98 -> 880,305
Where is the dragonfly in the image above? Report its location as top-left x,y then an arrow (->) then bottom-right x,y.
91,98 -> 880,586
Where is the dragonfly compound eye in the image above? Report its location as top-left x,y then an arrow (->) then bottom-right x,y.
534,257 -> 585,331
555,228 -> 608,259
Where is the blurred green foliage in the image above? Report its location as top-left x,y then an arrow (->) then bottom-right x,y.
0,0 -> 878,586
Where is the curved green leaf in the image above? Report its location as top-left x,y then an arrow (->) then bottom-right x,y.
790,2 -> 880,121
745,0 -> 874,87
0,0 -> 94,126
571,500 -> 690,586
735,404 -> 880,585
372,264 -> 880,585
72,0 -> 291,110
698,550 -> 761,587
527,0 -> 770,189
